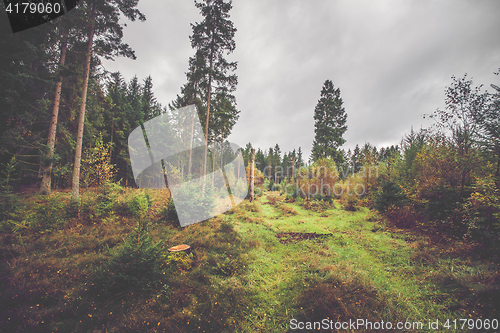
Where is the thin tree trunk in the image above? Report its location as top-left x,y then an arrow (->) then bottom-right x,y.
188,109 -> 195,177
71,0 -> 97,200
220,138 -> 224,171
109,117 -> 114,161
495,146 -> 500,190
212,142 -> 215,186
202,48 -> 213,192
40,31 -> 68,195
237,152 -> 240,179
250,148 -> 255,202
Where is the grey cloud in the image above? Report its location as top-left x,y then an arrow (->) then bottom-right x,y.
103,0 -> 500,159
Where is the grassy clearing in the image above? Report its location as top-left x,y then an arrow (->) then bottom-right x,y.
0,188 -> 499,332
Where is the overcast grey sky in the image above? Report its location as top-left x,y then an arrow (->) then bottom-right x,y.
102,0 -> 500,160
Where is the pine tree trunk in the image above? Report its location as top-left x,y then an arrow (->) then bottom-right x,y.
212,142 -> 215,186
188,109 -> 195,177
40,31 -> 68,195
250,148 -> 255,202
72,0 -> 97,200
109,117 -> 114,161
220,138 -> 224,171
202,48 -> 213,192
495,146 -> 500,190
237,152 -> 240,179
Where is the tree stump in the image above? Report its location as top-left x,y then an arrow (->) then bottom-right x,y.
168,244 -> 191,255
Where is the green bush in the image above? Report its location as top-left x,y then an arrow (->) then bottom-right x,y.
0,192 -> 22,229
19,195 -> 67,231
172,181 -> 216,224
79,182 -> 123,222
267,179 -> 275,191
312,193 -> 333,204
419,185 -> 457,221
282,182 -> 299,200
128,192 -> 150,219
160,198 -> 180,224
342,194 -> 359,212
89,220 -> 166,297
463,178 -> 500,247
0,157 -> 22,225
277,202 -> 298,216
254,185 -> 264,198
207,252 -> 242,277
263,178 -> 270,192
166,251 -> 194,271
374,180 -> 407,213
385,204 -> 417,228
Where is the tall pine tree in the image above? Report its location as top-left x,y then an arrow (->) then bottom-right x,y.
311,80 -> 347,165
188,0 -> 238,183
71,0 -> 145,199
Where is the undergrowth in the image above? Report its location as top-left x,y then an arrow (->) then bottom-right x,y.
0,186 -> 498,332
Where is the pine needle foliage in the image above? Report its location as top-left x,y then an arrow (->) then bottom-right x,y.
89,220 -> 166,298
312,80 -> 347,165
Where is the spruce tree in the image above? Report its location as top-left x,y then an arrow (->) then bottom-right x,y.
311,80 -> 347,165
71,0 -> 145,200
188,0 -> 238,183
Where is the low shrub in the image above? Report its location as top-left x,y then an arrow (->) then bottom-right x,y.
207,252 -> 243,277
276,202 -> 298,216
385,204 -> 417,228
266,194 -> 283,206
463,178 -> 500,248
238,200 -> 262,213
159,198 -> 181,226
302,199 -> 332,212
0,157 -> 22,228
78,183 -> 123,222
341,194 -> 359,211
17,195 -> 68,232
89,220 -> 166,297
167,251 -> 194,271
170,181 -> 216,225
267,179 -> 275,191
128,192 -> 150,219
312,193 -> 334,204
374,180 -> 407,213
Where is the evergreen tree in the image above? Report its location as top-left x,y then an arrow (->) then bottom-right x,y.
71,0 -> 146,200
0,9 -> 58,181
40,22 -> 72,194
255,149 -> 265,174
297,147 -> 304,169
273,144 -> 282,183
351,144 -> 362,173
311,80 -> 347,165
282,152 -> 289,179
141,75 -> 162,120
243,142 -> 253,166
266,147 -> 274,180
188,0 -> 238,182
472,70 -> 500,188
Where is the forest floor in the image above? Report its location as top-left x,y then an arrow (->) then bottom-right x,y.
0,188 -> 499,332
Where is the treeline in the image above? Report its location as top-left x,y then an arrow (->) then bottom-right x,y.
241,142 -> 399,185
0,0 -> 148,189
250,73 -> 500,248
0,0 -> 240,193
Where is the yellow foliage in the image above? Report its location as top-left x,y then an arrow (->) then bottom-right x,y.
81,135 -> 116,187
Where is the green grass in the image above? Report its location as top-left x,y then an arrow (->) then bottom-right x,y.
0,188 -> 498,332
